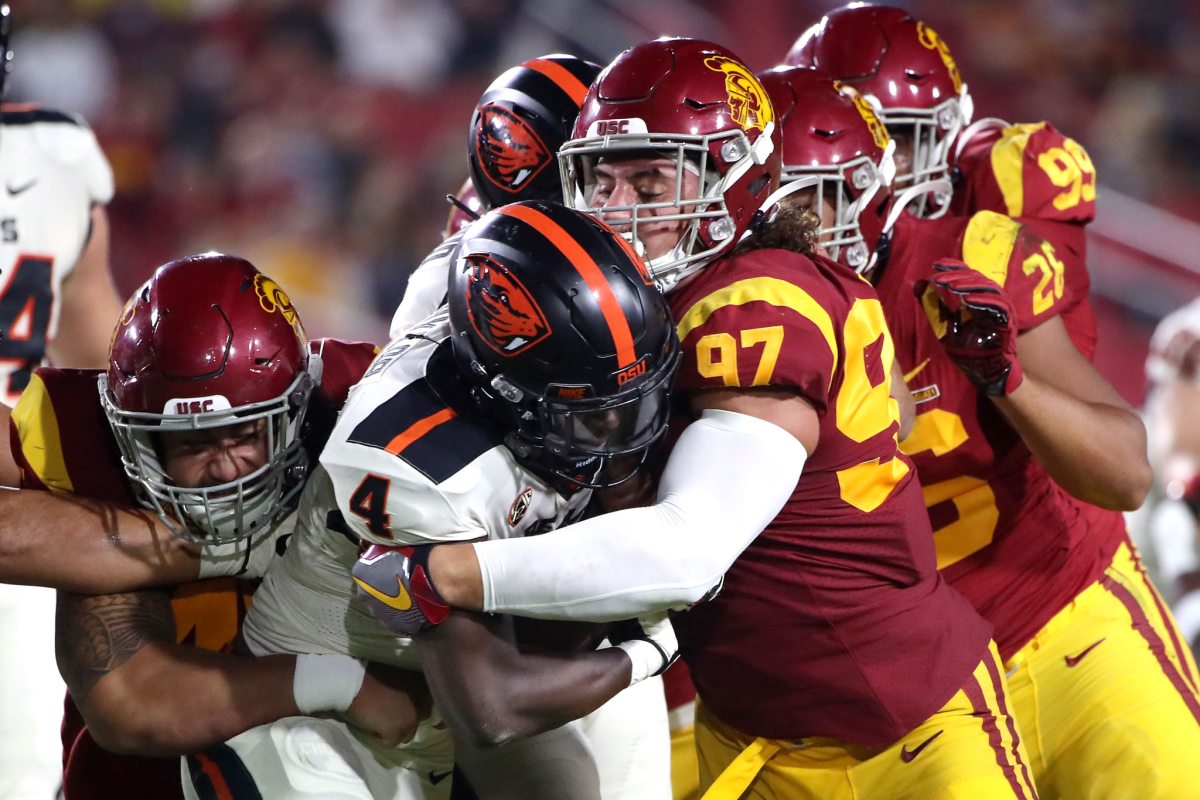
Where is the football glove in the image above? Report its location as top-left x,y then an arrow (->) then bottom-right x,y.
608,611 -> 680,687
353,543 -> 451,636
916,260 -> 1024,397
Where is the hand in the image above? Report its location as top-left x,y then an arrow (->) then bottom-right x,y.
353,544 -> 451,635
343,663 -> 433,748
916,260 -> 1024,396
609,611 -> 679,686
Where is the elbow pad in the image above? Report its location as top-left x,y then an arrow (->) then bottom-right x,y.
477,409 -> 806,620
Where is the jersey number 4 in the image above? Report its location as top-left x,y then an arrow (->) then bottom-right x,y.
349,474 -> 393,540
0,256 -> 55,399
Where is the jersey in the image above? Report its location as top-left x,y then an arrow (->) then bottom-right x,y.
952,119 -> 1097,358
881,210 -> 1118,659
248,312 -> 590,666
0,105 -> 114,404
667,247 -> 993,749
389,231 -> 461,340
8,338 -> 375,800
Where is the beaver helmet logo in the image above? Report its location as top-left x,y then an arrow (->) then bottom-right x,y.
464,256 -> 551,356
835,81 -> 891,150
704,55 -> 774,132
916,23 -> 963,94
475,105 -> 553,193
253,274 -> 307,346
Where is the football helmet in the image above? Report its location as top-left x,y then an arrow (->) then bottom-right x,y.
447,200 -> 680,488
101,253 -> 320,543
759,67 -> 895,272
559,38 -> 781,291
468,54 -> 602,211
786,5 -> 972,216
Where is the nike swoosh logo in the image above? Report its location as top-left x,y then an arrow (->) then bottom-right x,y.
903,358 -> 931,383
429,771 -> 452,785
6,179 -> 37,197
353,575 -> 413,611
1065,638 -> 1106,668
900,730 -> 943,763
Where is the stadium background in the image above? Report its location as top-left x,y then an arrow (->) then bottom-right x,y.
6,0 -> 1198,403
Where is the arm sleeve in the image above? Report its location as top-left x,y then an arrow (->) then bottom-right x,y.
475,408 -> 806,621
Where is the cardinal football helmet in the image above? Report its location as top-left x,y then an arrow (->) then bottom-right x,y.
560,38 -> 781,291
759,67 -> 895,272
786,5 -> 971,216
101,254 -> 319,543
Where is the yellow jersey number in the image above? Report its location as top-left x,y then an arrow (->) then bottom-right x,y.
693,300 -> 908,513
1037,138 -> 1096,212
899,411 -> 999,569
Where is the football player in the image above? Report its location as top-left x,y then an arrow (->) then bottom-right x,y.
3,254 -> 427,800
785,4 -> 1099,359
186,201 -> 680,800
390,54 -> 601,339
0,5 -> 128,795
352,40 -> 1039,800
761,67 -> 1195,799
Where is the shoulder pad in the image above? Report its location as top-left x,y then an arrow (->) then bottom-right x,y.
960,211 -> 1021,287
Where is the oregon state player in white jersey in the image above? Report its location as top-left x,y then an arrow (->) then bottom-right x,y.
199,201 -> 680,800
0,6 -> 124,797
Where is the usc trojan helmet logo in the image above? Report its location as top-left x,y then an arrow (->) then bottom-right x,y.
475,105 -> 553,193
464,256 -> 551,356
835,82 -> 891,150
916,23 -> 963,94
704,55 -> 774,132
253,274 -> 307,346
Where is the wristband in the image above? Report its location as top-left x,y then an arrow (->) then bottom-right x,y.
293,653 -> 366,714
615,639 -> 671,687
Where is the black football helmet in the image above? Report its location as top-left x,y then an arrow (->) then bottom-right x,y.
448,200 -> 680,488
467,54 -> 602,211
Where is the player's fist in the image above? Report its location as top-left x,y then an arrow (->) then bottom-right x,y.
353,544 -> 451,635
609,611 -> 680,687
917,260 -> 1024,397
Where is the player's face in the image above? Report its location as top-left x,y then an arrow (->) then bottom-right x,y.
159,419 -> 270,489
889,127 -> 915,186
590,155 -> 701,261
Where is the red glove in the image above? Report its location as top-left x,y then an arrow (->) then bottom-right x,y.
352,544 -> 451,635
916,260 -> 1024,397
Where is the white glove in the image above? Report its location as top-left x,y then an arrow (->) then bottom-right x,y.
609,611 -> 679,687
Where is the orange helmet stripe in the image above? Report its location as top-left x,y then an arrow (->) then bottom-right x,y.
498,204 -> 637,368
524,58 -> 590,107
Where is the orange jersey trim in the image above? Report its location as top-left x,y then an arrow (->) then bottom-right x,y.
385,408 -> 458,456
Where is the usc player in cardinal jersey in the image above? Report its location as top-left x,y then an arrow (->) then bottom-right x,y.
760,65 -> 1196,800
351,40 -> 1041,800
786,4 -> 1099,360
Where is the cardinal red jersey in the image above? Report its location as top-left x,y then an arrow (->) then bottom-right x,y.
667,247 -> 992,749
880,211 -> 1113,660
8,338 -> 375,800
952,120 -> 1097,358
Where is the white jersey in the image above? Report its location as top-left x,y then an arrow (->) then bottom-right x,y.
244,311 -> 591,665
388,232 -> 461,340
0,106 -> 113,405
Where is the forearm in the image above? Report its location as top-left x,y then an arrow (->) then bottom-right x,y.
994,374 -> 1151,510
434,410 -> 804,620
418,611 -> 630,749
80,643 -> 299,756
0,492 -> 199,592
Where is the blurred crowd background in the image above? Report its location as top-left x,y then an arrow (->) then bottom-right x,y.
6,0 -> 1199,399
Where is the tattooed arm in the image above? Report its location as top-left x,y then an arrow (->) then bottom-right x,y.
56,589 -> 431,756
